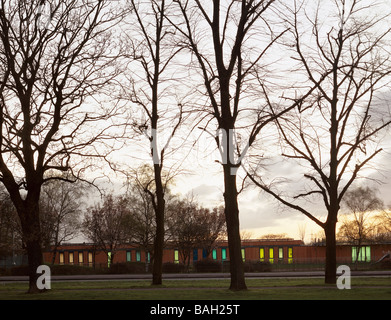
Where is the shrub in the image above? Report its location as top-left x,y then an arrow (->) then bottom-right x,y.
50,264 -> 101,275
9,265 -> 30,276
194,259 -> 222,273
243,261 -> 272,272
108,262 -> 147,274
162,262 -> 185,273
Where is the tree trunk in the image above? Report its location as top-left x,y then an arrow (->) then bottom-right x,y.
223,164 -> 247,291
18,204 -> 44,293
152,164 -> 165,285
324,220 -> 337,284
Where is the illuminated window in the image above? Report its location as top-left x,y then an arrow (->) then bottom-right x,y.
288,247 -> 293,264
212,249 -> 217,260
278,248 -> 283,261
241,248 -> 245,262
69,252 -> 74,265
147,252 -> 150,263
221,248 -> 227,261
259,248 -> 265,262
136,250 -> 141,262
59,252 -> 64,265
174,250 -> 179,264
78,252 -> 83,265
352,246 -> 371,262
269,248 -> 274,264
126,251 -> 132,262
88,252 -> 93,267
108,252 -> 112,268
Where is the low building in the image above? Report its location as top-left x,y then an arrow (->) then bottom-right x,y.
42,239 -> 391,268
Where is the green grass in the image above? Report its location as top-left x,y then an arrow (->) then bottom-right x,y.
1,277 -> 390,300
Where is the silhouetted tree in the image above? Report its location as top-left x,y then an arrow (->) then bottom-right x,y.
0,0 -> 123,292
338,186 -> 383,259
170,0 -> 312,290
120,0 -> 189,285
168,197 -> 225,270
83,194 -> 131,266
40,174 -> 86,264
248,0 -> 391,284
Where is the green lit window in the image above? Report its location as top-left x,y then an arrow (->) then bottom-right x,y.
108,252 -> 111,268
269,248 -> 274,264
212,249 -> 217,260
241,248 -> 245,262
222,248 -> 227,261
136,250 -> 141,262
259,248 -> 265,262
126,251 -> 132,262
147,252 -> 150,263
352,246 -> 371,262
174,250 -> 179,263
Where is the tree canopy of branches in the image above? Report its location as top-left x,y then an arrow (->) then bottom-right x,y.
40,175 -> 86,264
0,0 -> 123,292
83,194 -> 131,266
119,0 -> 190,286
338,186 -> 383,251
168,197 -> 225,270
170,0 -> 292,291
248,0 -> 391,284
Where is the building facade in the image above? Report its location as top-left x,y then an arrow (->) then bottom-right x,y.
42,239 -> 391,268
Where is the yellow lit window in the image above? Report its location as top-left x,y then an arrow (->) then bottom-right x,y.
288,247 -> 293,264
69,252 -> 74,265
260,248 -> 265,262
59,252 -> 64,265
269,248 -> 274,264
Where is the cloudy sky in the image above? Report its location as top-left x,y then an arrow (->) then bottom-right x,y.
84,0 -> 391,244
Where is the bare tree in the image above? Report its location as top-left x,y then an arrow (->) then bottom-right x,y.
82,193 -> 131,267
39,174 -> 87,265
338,186 -> 383,257
0,0 -> 123,292
169,0 -> 315,290
120,0 -> 189,285
168,197 -> 225,270
198,206 -> 226,257
248,0 -> 391,284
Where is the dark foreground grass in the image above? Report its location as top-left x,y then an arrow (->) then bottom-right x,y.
0,277 -> 390,300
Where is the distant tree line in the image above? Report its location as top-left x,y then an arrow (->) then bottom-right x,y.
0,169 -> 226,270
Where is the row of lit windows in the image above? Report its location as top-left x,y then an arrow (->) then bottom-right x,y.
58,247 -> 293,265
126,250 -> 150,263
172,247 -> 294,264
59,250 -> 149,266
59,251 -> 94,266
57,246 -> 371,265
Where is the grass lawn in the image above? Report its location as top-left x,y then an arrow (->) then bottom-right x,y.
0,277 -> 390,300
